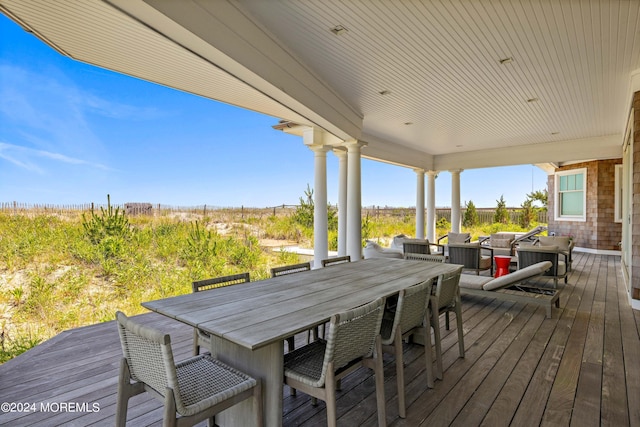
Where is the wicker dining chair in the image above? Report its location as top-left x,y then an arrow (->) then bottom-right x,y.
430,266 -> 464,379
321,255 -> 351,267
271,262 -> 313,350
404,252 -> 446,263
283,298 -> 387,427
115,311 -> 262,427
192,272 -> 250,356
380,281 -> 435,418
270,262 -> 311,277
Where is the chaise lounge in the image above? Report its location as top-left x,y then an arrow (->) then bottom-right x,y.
457,261 -> 560,318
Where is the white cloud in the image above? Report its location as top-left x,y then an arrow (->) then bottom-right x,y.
0,142 -> 111,173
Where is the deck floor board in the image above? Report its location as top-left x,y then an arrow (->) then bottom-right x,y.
0,252 -> 637,426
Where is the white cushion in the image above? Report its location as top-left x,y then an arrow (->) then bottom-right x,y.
538,236 -> 572,252
363,240 -> 403,259
390,234 -> 411,251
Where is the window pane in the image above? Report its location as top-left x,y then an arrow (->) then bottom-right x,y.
575,173 -> 583,190
559,175 -> 567,191
561,191 -> 583,216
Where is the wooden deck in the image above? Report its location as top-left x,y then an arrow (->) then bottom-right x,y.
1,252 -> 639,426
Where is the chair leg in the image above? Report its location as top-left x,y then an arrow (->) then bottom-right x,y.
116,358 -> 144,427
286,337 -> 297,396
373,336 -> 387,427
254,380 -> 264,427
394,329 -> 406,418
455,301 -> 465,358
193,329 -> 200,356
445,311 -> 450,330
325,367 -> 337,427
421,314 -> 435,388
163,388 -> 178,427
431,303 -> 443,379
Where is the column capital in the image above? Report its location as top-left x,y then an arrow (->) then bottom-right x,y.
343,139 -> 368,150
449,169 -> 464,174
306,144 -> 332,154
331,146 -> 348,158
413,168 -> 426,175
426,170 -> 439,178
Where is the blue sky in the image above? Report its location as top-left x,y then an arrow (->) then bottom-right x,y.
0,14 -> 547,209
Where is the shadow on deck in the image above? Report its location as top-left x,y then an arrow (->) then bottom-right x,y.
1,252 -> 639,426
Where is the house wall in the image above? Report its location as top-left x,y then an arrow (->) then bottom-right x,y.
547,159 -> 622,250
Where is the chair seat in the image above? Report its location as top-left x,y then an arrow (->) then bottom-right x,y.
176,355 -> 257,416
284,340 -> 327,386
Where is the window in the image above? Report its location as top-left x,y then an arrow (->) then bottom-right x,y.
554,168 -> 586,221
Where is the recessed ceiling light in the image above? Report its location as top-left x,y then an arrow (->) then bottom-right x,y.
499,57 -> 513,64
404,122 -> 413,126
526,97 -> 539,103
330,25 -> 348,35
551,132 -> 560,135
456,145 -> 463,148
379,90 -> 391,96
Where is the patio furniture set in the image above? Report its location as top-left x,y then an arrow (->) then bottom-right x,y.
116,258 -> 463,426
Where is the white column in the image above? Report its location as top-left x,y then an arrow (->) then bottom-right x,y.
450,169 -> 462,233
415,169 -> 425,239
426,171 -> 437,241
345,140 -> 366,261
333,148 -> 348,256
304,127 -> 329,268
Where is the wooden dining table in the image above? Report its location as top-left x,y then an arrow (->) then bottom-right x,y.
142,257 -> 460,426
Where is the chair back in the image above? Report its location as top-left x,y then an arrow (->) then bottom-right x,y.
192,272 -> 250,292
404,253 -> 445,263
321,298 -> 385,384
445,232 -> 471,244
321,255 -> 351,267
517,246 -> 560,276
116,311 -> 179,406
271,262 -> 311,277
402,239 -> 431,255
433,266 -> 463,311
448,243 -> 481,269
383,281 -> 431,344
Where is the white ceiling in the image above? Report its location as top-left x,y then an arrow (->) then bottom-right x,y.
2,0 -> 639,171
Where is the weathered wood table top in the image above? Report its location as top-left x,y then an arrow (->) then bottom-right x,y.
143,258 -> 459,349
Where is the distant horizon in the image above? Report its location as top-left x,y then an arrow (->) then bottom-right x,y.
0,199 -> 544,210
1,15 -> 549,209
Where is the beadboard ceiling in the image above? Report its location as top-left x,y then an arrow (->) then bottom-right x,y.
2,0 -> 639,171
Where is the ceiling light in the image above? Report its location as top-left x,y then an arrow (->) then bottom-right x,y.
378,90 -> 391,96
499,57 -> 513,64
526,97 -> 539,103
551,132 -> 560,135
330,25 -> 348,35
404,122 -> 413,126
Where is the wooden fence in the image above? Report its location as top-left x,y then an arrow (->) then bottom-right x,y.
0,202 -> 547,223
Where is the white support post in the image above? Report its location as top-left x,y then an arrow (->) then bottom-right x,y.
333,148 -> 348,257
304,128 -> 329,268
415,169 -> 425,239
345,140 -> 366,261
450,169 -> 462,233
426,171 -> 437,241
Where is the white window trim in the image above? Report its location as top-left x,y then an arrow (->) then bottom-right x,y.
615,164 -> 623,223
554,168 -> 587,222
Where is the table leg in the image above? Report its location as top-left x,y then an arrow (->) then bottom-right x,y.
210,336 -> 284,427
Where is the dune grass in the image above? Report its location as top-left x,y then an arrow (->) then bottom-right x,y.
0,207 -> 544,363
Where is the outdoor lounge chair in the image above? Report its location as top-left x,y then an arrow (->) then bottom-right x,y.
516,245 -> 568,288
115,311 -> 262,427
448,242 -> 493,275
457,261 -> 560,318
